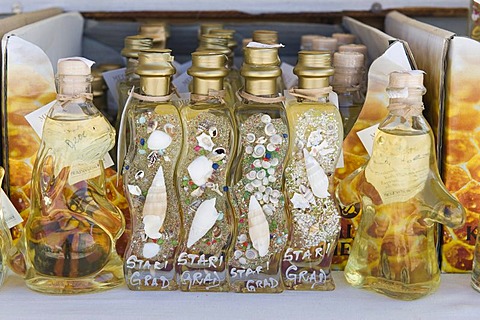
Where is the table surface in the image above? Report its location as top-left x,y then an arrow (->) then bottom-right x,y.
0,272 -> 477,320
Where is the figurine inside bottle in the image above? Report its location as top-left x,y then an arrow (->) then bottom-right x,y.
175,52 -> 235,292
229,46 -> 289,293
337,70 -> 465,300
20,57 -> 125,294
283,51 -> 342,291
121,49 -> 182,290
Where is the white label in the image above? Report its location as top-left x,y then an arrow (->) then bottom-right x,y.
329,92 -> 339,109
102,67 -> 126,106
125,255 -> 170,288
280,62 -> 297,90
175,60 -> 192,78
1,189 -> 23,228
246,42 -> 285,48
365,131 -> 431,204
357,124 -> 379,156
172,60 -> 181,75
172,72 -> 193,94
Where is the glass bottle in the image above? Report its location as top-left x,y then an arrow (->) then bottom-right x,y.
337,71 -> 465,300
21,58 -> 125,294
175,52 -> 235,292
0,167 -> 13,288
469,0 -> 480,41
338,44 -> 369,97
229,47 -> 289,293
139,23 -> 168,49
121,50 -> 182,291
283,51 -> 342,291
332,51 -> 365,137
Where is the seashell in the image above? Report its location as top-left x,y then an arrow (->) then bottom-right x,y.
270,158 -> 279,166
245,249 -> 258,260
196,132 -> 215,151
266,143 -> 275,152
135,170 -> 145,180
256,169 -> 266,180
127,184 -> 142,196
291,193 -> 311,209
265,187 -> 273,195
262,204 -> 274,216
267,168 -> 275,175
147,120 -> 158,134
147,130 -> 172,150
262,160 -> 271,169
253,145 -> 266,158
239,257 -> 247,265
208,126 -> 218,137
252,179 -> 262,188
254,191 -> 263,201
147,151 -> 159,166
256,136 -> 267,144
261,114 -> 271,123
262,177 -> 269,185
264,123 -> 276,136
187,198 -> 219,247
247,196 -> 270,257
206,182 -> 215,188
271,190 -> 281,198
209,147 -> 227,161
143,215 -> 163,239
270,196 -> 279,205
245,183 -> 254,192
307,130 -> 323,147
212,225 -> 222,237
258,185 -> 266,193
198,121 -> 210,132
188,156 -> 214,186
245,146 -> 253,154
142,166 -> 167,231
304,149 -> 329,198
253,159 -> 262,168
268,175 -> 276,183
262,193 -> 269,203
300,184 -> 316,205
247,170 -> 257,180
238,234 -> 248,242
163,123 -> 175,135
188,199 -> 202,214
246,133 -> 256,143
296,139 -> 304,149
143,242 -> 160,259
270,134 -> 282,145
191,187 -> 204,198
234,250 -> 243,259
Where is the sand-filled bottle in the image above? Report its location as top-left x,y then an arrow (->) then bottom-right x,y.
175,52 -> 235,292
229,47 -> 288,293
337,71 -> 465,300
283,51 -> 342,291
121,50 -> 182,290
21,57 -> 125,294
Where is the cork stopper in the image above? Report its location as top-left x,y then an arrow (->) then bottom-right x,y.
300,35 -> 322,50
199,23 -> 224,39
333,52 -> 364,68
121,35 -> 153,58
252,30 -> 278,44
388,70 -> 425,90
332,33 -> 356,45
189,52 -> 228,95
139,23 -> 167,48
57,58 -> 92,76
57,58 -> 94,96
311,37 -> 338,52
338,44 -> 367,57
210,29 -> 237,49
241,47 -> 281,95
294,51 -> 333,89
387,71 -> 426,116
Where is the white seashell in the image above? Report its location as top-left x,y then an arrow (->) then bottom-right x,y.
253,145 -> 266,158
256,169 -> 266,180
127,184 -> 142,196
262,204 -> 274,216
262,160 -> 271,169
245,183 -> 254,192
143,242 -> 160,259
266,143 -> 275,152
268,175 -> 276,183
270,134 -> 282,145
248,196 -> 270,257
267,168 -> 275,175
262,193 -> 269,203
147,130 -> 172,150
256,136 -> 267,144
142,166 -> 167,231
255,192 -> 263,201
262,177 -> 269,185
246,133 -> 256,143
253,160 -> 262,168
198,121 -> 209,132
258,185 -> 266,193
163,123 -> 175,135
135,170 -> 145,180
143,215 -> 163,239
245,146 -> 253,154
206,182 -> 215,188
196,132 -> 215,151
188,199 -> 202,214
247,171 -> 257,180
208,126 -> 218,137
261,114 -> 271,123
300,184 -> 316,205
307,130 -> 323,147
245,249 -> 258,260
252,179 -> 262,188
239,257 -> 247,265
271,190 -> 281,198
238,234 -> 248,242
264,123 -> 276,136
270,158 -> 279,166
188,156 -> 214,186
191,187 -> 205,198
291,193 -> 311,209
147,120 -> 158,134
234,250 -> 243,259
208,147 -> 227,161
265,187 -> 273,195
296,139 -> 304,149
270,196 -> 279,205
304,148 -> 329,198
187,198 -> 219,248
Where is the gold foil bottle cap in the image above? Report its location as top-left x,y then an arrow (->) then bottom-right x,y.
121,35 -> 153,58
91,69 -> 105,96
338,44 -> 368,57
198,34 -> 231,55
294,51 -> 333,89
300,35 -> 322,50
136,49 -> 176,77
311,36 -> 338,52
332,33 -> 356,45
199,23 -> 224,39
243,47 -> 280,66
210,29 -> 238,49
241,47 -> 282,95
333,52 -> 364,68
252,30 -> 278,44
139,23 -> 167,47
188,51 -> 228,95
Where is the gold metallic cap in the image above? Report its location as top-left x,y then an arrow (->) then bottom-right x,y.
294,51 -> 334,77
96,63 -> 122,73
139,23 -> 167,46
188,51 -> 228,78
91,69 -> 106,95
243,46 -> 280,66
241,47 -> 281,95
199,23 -> 224,39
333,51 -> 364,68
311,36 -> 338,52
332,33 -> 356,45
338,44 -> 367,57
198,34 -> 231,55
136,49 -> 176,77
210,29 -> 237,49
121,35 -> 153,58
252,30 -> 278,44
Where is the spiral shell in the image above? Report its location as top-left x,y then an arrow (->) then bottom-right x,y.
135,170 -> 145,180
264,123 -> 276,136
209,126 -> 218,137
304,148 -> 329,198
246,133 -> 256,143
142,165 -> 167,237
261,114 -> 271,123
248,196 -> 270,257
187,198 -> 219,248
253,145 -> 266,158
245,249 -> 258,260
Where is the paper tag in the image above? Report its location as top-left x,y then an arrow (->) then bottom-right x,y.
329,92 -> 339,109
280,62 -> 297,90
102,67 -> 126,106
1,189 -> 23,228
246,42 -> 285,48
357,124 -> 379,156
172,60 -> 181,75
58,57 -> 95,68
172,72 -> 193,94
175,61 -> 192,78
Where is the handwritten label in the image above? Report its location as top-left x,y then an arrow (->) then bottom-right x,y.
365,131 -> 430,204
177,252 -> 224,268
245,279 -> 279,292
172,72 -> 193,94
180,271 -> 221,290
282,245 -> 330,288
284,265 -> 326,288
125,255 -> 170,288
230,266 -> 279,291
283,245 -> 330,262
102,67 -> 126,106
1,189 -> 23,228
357,124 -> 379,156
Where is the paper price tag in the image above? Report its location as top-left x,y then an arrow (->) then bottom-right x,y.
1,189 -> 23,228
175,61 -> 192,78
172,72 -> 193,94
357,124 -> 379,156
102,67 -> 126,106
281,62 -> 297,90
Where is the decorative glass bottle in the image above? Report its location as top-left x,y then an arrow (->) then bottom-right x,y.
283,51 -> 342,291
121,50 -> 182,291
229,47 -> 289,293
332,51 -> 365,137
337,71 -> 465,300
0,167 -> 13,288
21,58 -> 125,294
175,52 -> 235,292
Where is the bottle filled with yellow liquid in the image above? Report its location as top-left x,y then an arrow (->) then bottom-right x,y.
0,167 -> 13,288
121,49 -> 182,290
20,58 -> 125,294
229,46 -> 288,293
175,52 -> 236,292
337,71 -> 465,300
283,51 -> 342,291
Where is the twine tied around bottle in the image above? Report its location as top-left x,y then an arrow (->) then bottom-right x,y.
190,89 -> 226,104
237,90 -> 285,104
387,103 -> 424,117
56,93 -> 94,106
288,86 -> 332,101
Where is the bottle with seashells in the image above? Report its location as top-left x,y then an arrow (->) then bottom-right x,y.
121,50 -> 182,290
282,51 -> 343,291
20,58 -> 125,293
175,52 -> 235,292
229,46 -> 289,293
337,71 -> 465,300
0,167 -> 13,288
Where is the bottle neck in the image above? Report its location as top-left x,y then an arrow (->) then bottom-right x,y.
57,75 -> 92,97
297,77 -> 329,90
332,67 -> 363,92
140,77 -> 171,96
244,78 -> 278,96
192,77 -> 223,95
125,58 -> 140,81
